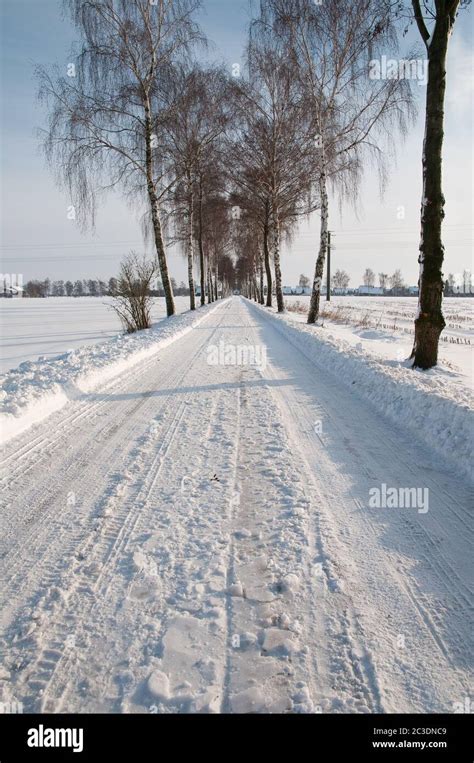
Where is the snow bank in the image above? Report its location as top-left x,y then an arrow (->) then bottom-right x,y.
283,295 -> 473,389
248,300 -> 473,483
0,301 -> 226,444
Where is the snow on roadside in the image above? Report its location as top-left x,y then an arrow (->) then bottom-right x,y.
0,296 -> 194,373
283,295 -> 473,390
0,301 -> 226,444
248,300 -> 473,484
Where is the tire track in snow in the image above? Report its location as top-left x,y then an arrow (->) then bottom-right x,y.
259,346 -> 383,713
0,303 -> 232,573
245,298 -> 471,712
0,302 -> 233,712
8,302 -> 238,712
1,346 -> 197,591
37,392 -> 197,712
1,297 -> 470,714
219,307 -> 318,714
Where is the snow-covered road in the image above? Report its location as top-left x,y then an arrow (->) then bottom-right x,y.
0,297 -> 471,714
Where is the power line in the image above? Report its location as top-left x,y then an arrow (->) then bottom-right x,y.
333,242 -> 472,249
333,224 -> 473,234
0,241 -> 149,251
1,224 -> 472,250
0,252 -> 186,263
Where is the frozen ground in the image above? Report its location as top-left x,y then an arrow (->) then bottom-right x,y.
0,297 -> 471,714
0,296 -> 191,374
0,301 -> 222,443
284,296 -> 473,392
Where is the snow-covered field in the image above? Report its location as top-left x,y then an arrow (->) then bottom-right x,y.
0,297 -> 472,714
0,296 -> 192,374
284,296 -> 473,392
0,300 -> 224,443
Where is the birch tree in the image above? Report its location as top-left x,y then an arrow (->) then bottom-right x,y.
191,142 -> 230,305
227,153 -> 272,306
410,0 -> 469,368
201,191 -> 232,302
164,65 -> 231,309
228,43 -> 316,311
38,0 -> 204,317
232,218 -> 264,302
258,0 -> 414,323
219,254 -> 236,297
332,270 -> 350,290
363,268 -> 376,287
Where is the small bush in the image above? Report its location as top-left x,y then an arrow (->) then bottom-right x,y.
111,253 -> 156,333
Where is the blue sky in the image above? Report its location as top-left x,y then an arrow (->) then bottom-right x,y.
1,0 -> 472,287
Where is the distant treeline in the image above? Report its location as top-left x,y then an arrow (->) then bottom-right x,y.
20,278 -> 191,298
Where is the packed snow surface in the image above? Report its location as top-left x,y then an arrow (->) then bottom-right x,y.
0,297 -> 471,714
253,300 -> 473,483
0,300 -> 223,443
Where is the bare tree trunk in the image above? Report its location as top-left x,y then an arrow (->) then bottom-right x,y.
186,172 -> 196,310
259,246 -> 265,304
273,215 -> 284,313
263,221 -> 272,307
308,171 -> 329,324
207,267 -> 212,304
198,176 -> 205,307
144,97 -> 175,317
214,267 -> 218,300
253,270 -> 259,302
411,12 -> 451,369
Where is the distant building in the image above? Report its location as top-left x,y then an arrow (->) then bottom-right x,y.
357,286 -> 384,296
282,286 -> 314,295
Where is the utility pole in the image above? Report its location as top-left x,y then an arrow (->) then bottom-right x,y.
326,231 -> 331,301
